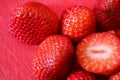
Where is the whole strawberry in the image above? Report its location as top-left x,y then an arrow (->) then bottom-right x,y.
61,6 -> 96,42
94,0 -> 120,31
66,70 -> 96,80
9,2 -> 59,45
76,32 -> 120,75
32,35 -> 74,80
107,29 -> 120,38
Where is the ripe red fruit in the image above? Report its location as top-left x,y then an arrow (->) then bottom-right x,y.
76,32 -> 120,75
107,29 -> 120,38
32,35 -> 74,80
94,0 -> 120,31
114,29 -> 120,38
66,70 -> 96,80
61,6 -> 96,42
9,2 -> 59,45
109,71 -> 120,80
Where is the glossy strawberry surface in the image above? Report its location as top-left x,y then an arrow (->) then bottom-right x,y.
94,0 -> 120,31
67,70 -> 96,80
9,2 -> 59,45
32,35 -> 74,80
61,6 -> 96,42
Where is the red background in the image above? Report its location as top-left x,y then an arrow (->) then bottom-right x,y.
0,0 -> 97,80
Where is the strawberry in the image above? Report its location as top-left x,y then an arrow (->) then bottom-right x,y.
32,35 -> 74,80
8,2 -> 59,45
94,0 -> 120,31
61,6 -> 96,42
66,70 -> 96,80
114,29 -> 120,38
76,32 -> 120,75
109,71 -> 120,80
107,30 -> 120,38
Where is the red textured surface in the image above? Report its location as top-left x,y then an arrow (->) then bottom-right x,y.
0,0 -> 96,80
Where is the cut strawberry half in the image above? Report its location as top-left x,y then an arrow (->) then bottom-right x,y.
76,32 -> 120,75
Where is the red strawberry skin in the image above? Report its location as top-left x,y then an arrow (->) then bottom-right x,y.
94,0 -> 120,31
32,35 -> 74,80
61,6 -> 96,42
67,70 -> 96,80
109,71 -> 120,80
9,2 -> 59,45
107,29 -> 120,38
76,32 -> 120,75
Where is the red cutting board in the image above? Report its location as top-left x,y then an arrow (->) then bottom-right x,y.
0,0 -> 97,80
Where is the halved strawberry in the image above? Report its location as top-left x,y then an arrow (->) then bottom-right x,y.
61,6 -> 96,42
76,32 -> 120,75
66,70 -> 96,80
109,71 -> 120,80
9,2 -> 59,45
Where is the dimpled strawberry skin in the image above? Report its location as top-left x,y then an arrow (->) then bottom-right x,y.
94,0 -> 120,31
32,35 -> 74,80
61,6 -> 96,42
9,2 -> 59,45
67,70 -> 96,80
109,71 -> 120,80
